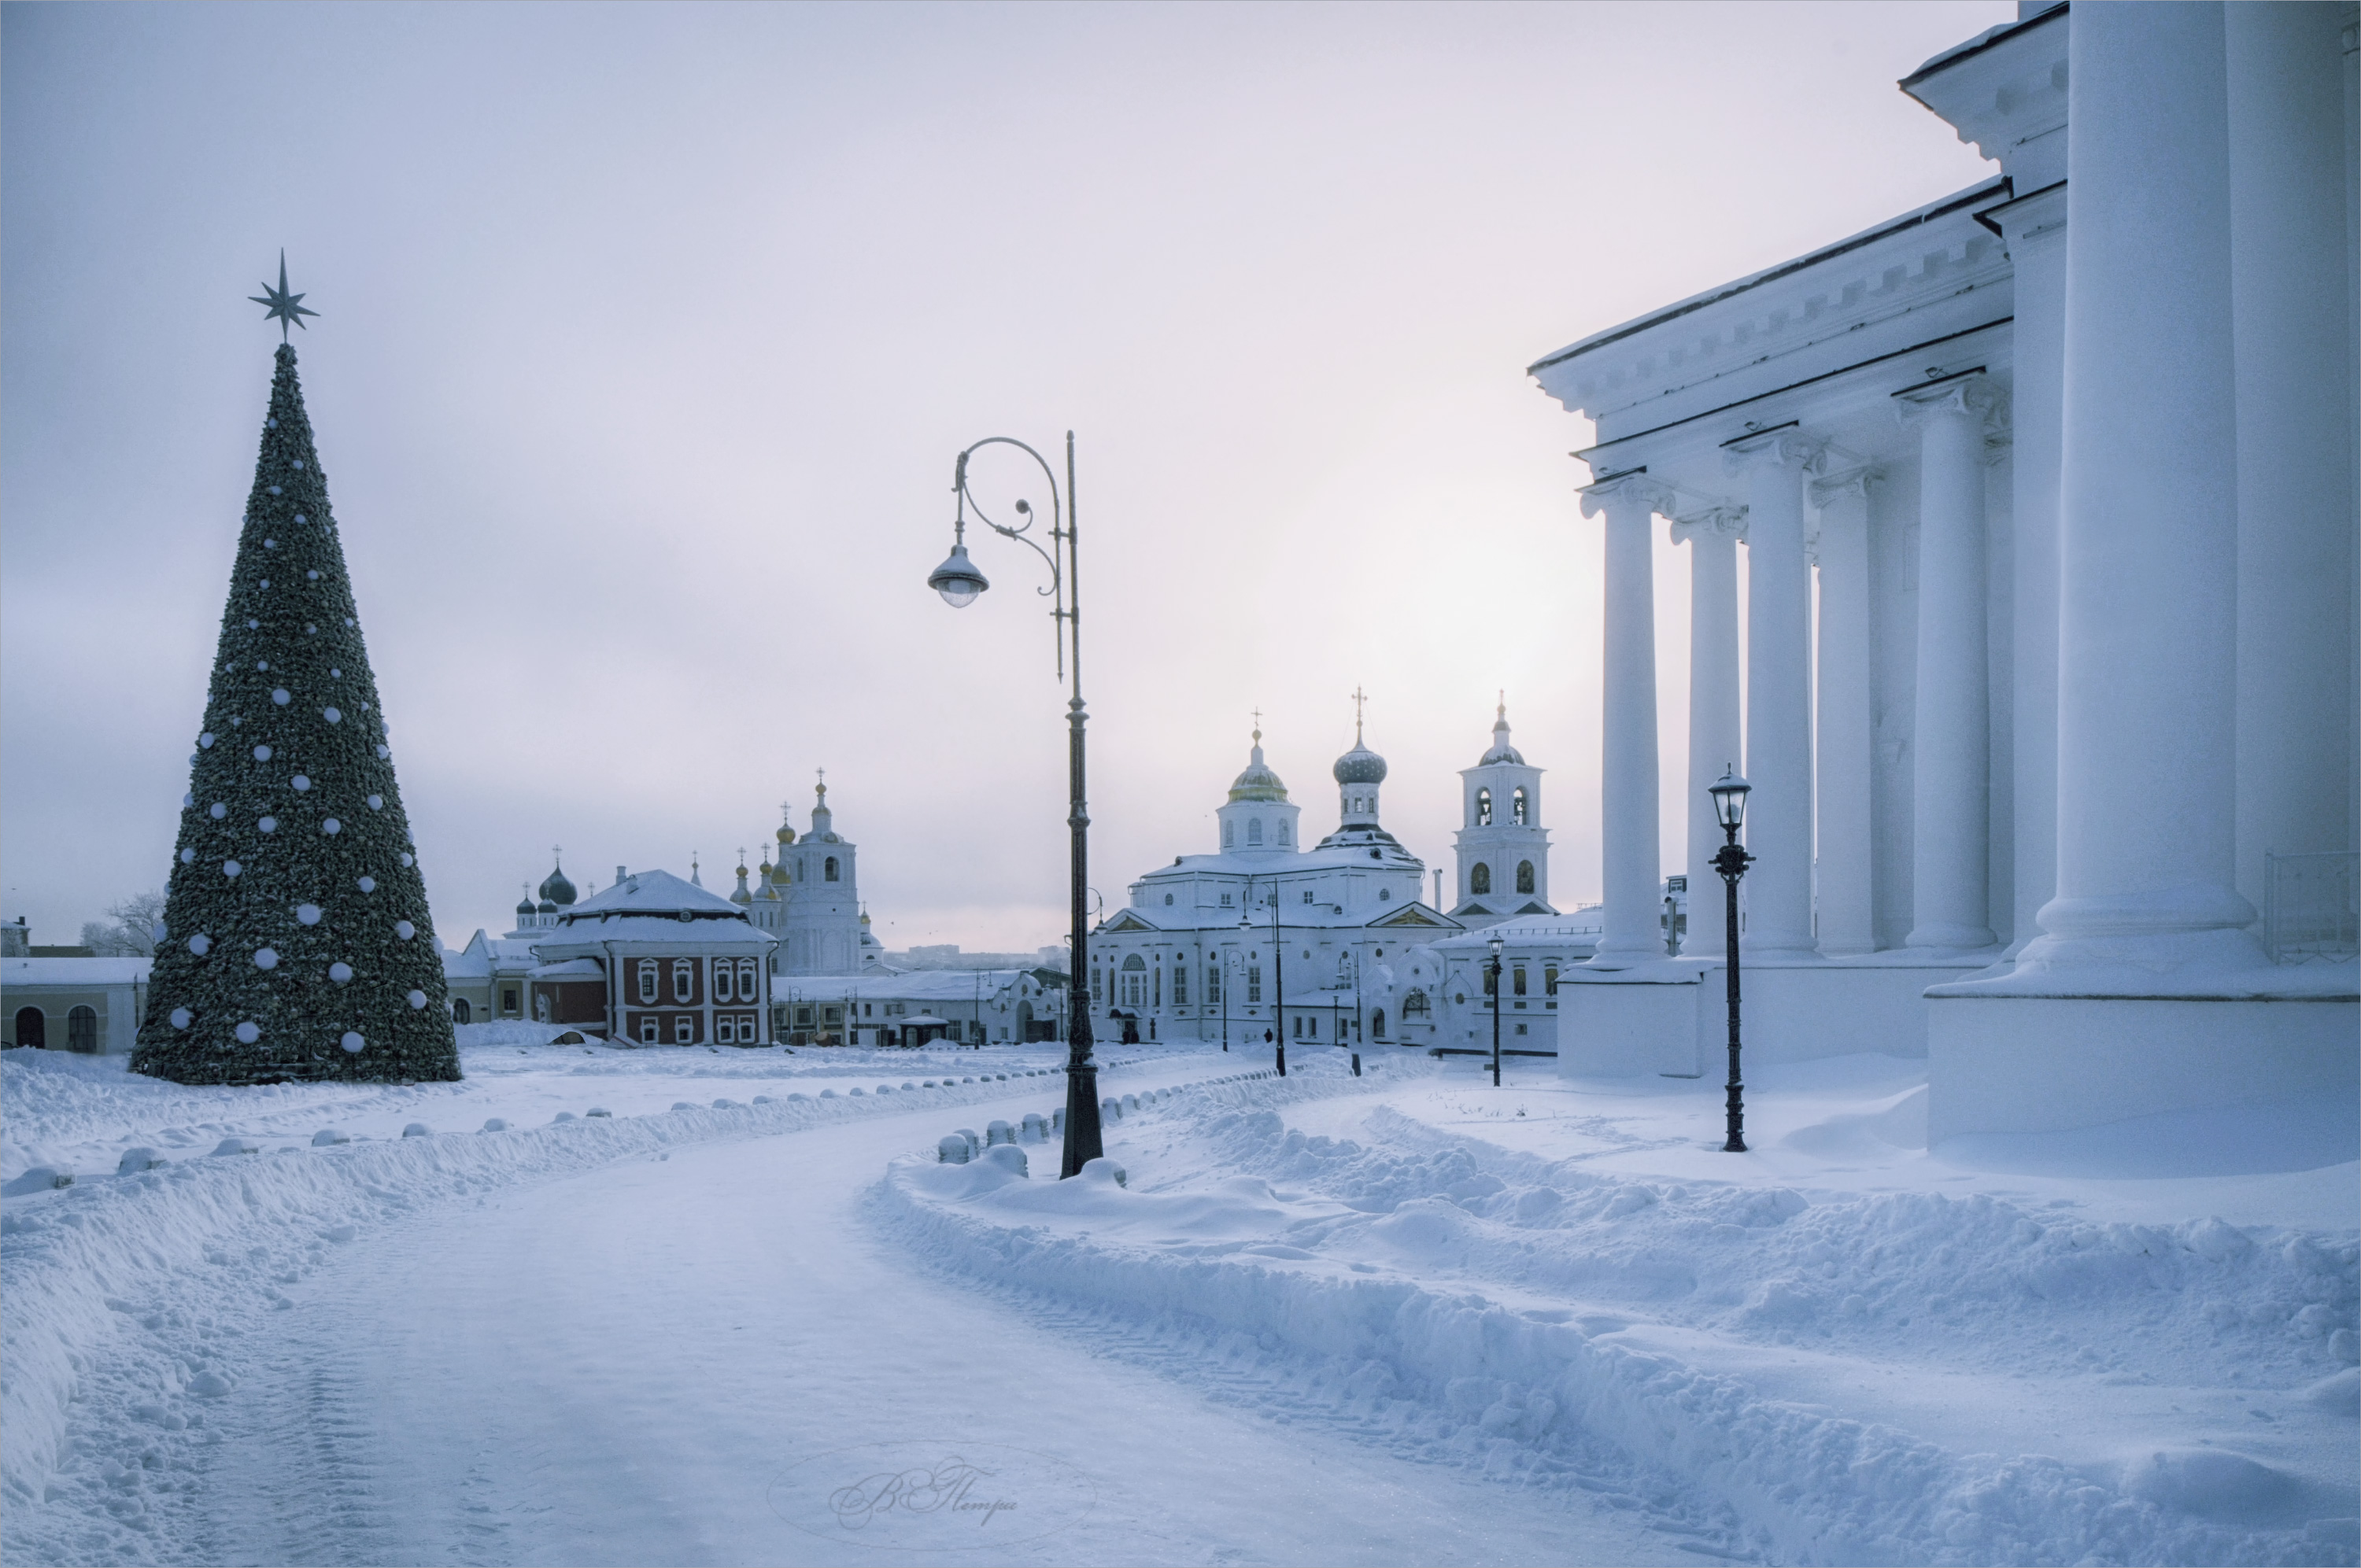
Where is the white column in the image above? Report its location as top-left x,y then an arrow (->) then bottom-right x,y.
2228,0 -> 2359,906
1979,184 -> 2070,961
1898,376 -> 2002,950
1809,469 -> 1876,954
2030,1 -> 2258,970
1725,430 -> 1821,956
1580,471 -> 1676,964
1674,509 -> 1745,957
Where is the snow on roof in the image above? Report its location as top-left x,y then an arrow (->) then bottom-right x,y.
527,957 -> 604,980
1138,843 -> 1424,882
0,957 -> 153,987
1430,908 -> 1605,951
532,916 -> 776,952
561,869 -> 743,922
442,947 -> 492,978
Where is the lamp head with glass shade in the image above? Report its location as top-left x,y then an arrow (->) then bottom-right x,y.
926,541 -> 989,609
1710,767 -> 1752,835
1487,934 -> 1504,964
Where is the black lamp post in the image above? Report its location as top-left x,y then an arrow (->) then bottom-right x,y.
1709,768 -> 1754,1153
1487,933 -> 1504,1087
926,433 -> 1103,1179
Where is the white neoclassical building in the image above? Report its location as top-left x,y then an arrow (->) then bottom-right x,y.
1535,2 -> 2357,1138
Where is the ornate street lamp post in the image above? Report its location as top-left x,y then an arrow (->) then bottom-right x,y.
926,433 -> 1103,1178
1487,933 -> 1505,1087
1709,768 -> 1755,1153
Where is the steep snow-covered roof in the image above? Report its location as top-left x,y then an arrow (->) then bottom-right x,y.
560,869 -> 742,922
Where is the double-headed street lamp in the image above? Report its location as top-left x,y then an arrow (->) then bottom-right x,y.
1708,768 -> 1754,1153
1487,933 -> 1505,1087
926,433 -> 1102,1179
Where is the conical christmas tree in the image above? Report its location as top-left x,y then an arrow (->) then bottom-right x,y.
133,342 -> 459,1084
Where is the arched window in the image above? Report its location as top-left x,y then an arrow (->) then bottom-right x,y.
1164,893 -> 1173,905
1476,788 -> 1492,826
1513,787 -> 1529,825
1371,1007 -> 1387,1038
1222,820 -> 1234,847
1277,821 -> 1289,844
1513,965 -> 1528,997
1544,964 -> 1560,995
1402,991 -> 1429,1019
1248,819 -> 1264,847
67,1005 -> 98,1053
712,961 -> 733,1003
824,856 -> 840,883
738,959 -> 758,999
637,961 -> 658,1004
451,998 -> 472,1024
672,957 -> 695,1003
13,1006 -> 43,1049
1517,860 -> 1535,895
1471,863 -> 1492,895
1121,953 -> 1147,1009
1483,964 -> 1497,997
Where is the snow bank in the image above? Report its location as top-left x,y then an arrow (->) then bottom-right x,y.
0,1068 -> 1107,1509
878,1090 -> 2359,1566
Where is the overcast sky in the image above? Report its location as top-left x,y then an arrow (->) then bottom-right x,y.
2,0 -> 2007,954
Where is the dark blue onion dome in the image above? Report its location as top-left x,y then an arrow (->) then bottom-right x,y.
538,856 -> 578,907
515,893 -> 537,918
1333,725 -> 1387,786
1479,698 -> 1525,766
1228,728 -> 1290,802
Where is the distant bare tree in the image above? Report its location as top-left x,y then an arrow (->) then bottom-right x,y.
80,891 -> 168,957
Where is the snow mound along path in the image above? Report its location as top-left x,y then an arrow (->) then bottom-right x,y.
877,1095 -> 2360,1567
0,1069 -> 1103,1518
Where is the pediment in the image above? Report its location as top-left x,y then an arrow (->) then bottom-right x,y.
1102,912 -> 1156,933
1373,906 -> 1450,928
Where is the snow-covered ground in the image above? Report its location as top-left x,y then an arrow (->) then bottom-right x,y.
2,1039 -> 2354,1566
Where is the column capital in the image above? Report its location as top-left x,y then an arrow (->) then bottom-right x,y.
1668,506 -> 1746,545
1895,370 -> 2008,429
1720,424 -> 1825,474
1809,465 -> 1883,511
1577,469 -> 1677,522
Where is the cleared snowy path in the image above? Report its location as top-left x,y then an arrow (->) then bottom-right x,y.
180,1072 -> 1690,1566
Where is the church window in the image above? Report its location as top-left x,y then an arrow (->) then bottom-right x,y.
1380,887 -> 1391,900
1483,964 -> 1497,997
824,856 -> 840,883
1164,893 -> 1173,905
1513,787 -> 1529,825
1544,964 -> 1560,995
1517,860 -> 1535,895
739,959 -> 758,998
712,961 -> 733,1003
1471,863 -> 1492,895
1513,965 -> 1528,997
1476,788 -> 1492,826
452,998 -> 472,1024
640,1016 -> 660,1043
675,1015 -> 695,1044
1154,965 -> 1162,1007
1302,889 -> 1314,903
1091,968 -> 1103,1002
1173,965 -> 1188,1005
1248,819 -> 1264,847
1220,892 -> 1233,907
716,1016 -> 736,1044
636,963 -> 656,1005
1223,821 -> 1234,847
1247,965 -> 1263,1003
1402,991 -> 1429,1019
672,958 -> 695,1003
1278,821 -> 1289,844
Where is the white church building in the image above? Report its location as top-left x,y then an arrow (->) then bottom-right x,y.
1535,1 -> 2357,1138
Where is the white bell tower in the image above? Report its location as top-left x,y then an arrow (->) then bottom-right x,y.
1452,698 -> 1552,927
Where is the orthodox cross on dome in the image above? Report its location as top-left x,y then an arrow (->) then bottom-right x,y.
249,251 -> 319,342
1350,685 -> 1368,741
1251,706 -> 1263,742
